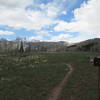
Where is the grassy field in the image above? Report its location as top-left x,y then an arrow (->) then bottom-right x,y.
0,52 -> 99,100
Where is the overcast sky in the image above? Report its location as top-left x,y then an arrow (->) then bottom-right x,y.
0,0 -> 99,43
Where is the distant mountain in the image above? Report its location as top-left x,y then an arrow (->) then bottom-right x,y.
0,38 -> 100,53
0,38 -> 69,53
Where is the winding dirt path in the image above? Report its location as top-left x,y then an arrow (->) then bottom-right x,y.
48,64 -> 73,100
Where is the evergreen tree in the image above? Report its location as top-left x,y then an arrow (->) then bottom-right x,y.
19,41 -> 24,53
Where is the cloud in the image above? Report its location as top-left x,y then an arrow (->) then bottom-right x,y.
39,0 -> 77,18
54,0 -> 100,42
0,0 -> 77,31
1,0 -> 98,43
29,30 -> 52,41
36,30 -> 51,37
68,33 -> 96,43
0,0 -> 70,31
0,0 -> 32,9
50,33 -> 72,41
0,0 -> 58,30
40,0 -> 66,18
0,7 -> 58,30
62,11 -> 67,15
28,33 -> 72,42
29,35 -> 43,41
0,30 -> 15,35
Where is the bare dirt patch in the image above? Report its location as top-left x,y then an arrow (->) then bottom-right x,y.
47,64 -> 73,100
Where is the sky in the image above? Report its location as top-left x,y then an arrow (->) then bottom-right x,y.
0,0 -> 99,43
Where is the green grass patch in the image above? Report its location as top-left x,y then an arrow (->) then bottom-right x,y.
0,53 -> 67,100
0,52 -> 99,100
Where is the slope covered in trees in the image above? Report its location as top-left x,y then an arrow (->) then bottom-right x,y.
67,38 -> 100,52
0,38 -> 100,53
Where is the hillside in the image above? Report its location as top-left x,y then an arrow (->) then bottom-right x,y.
0,38 -> 68,53
67,38 -> 100,52
0,38 -> 100,53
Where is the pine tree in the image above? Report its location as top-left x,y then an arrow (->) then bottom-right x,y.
19,41 -> 24,53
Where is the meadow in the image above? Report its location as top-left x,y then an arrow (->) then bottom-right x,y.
0,52 -> 99,100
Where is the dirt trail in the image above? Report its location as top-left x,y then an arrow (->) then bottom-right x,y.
48,64 -> 73,100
